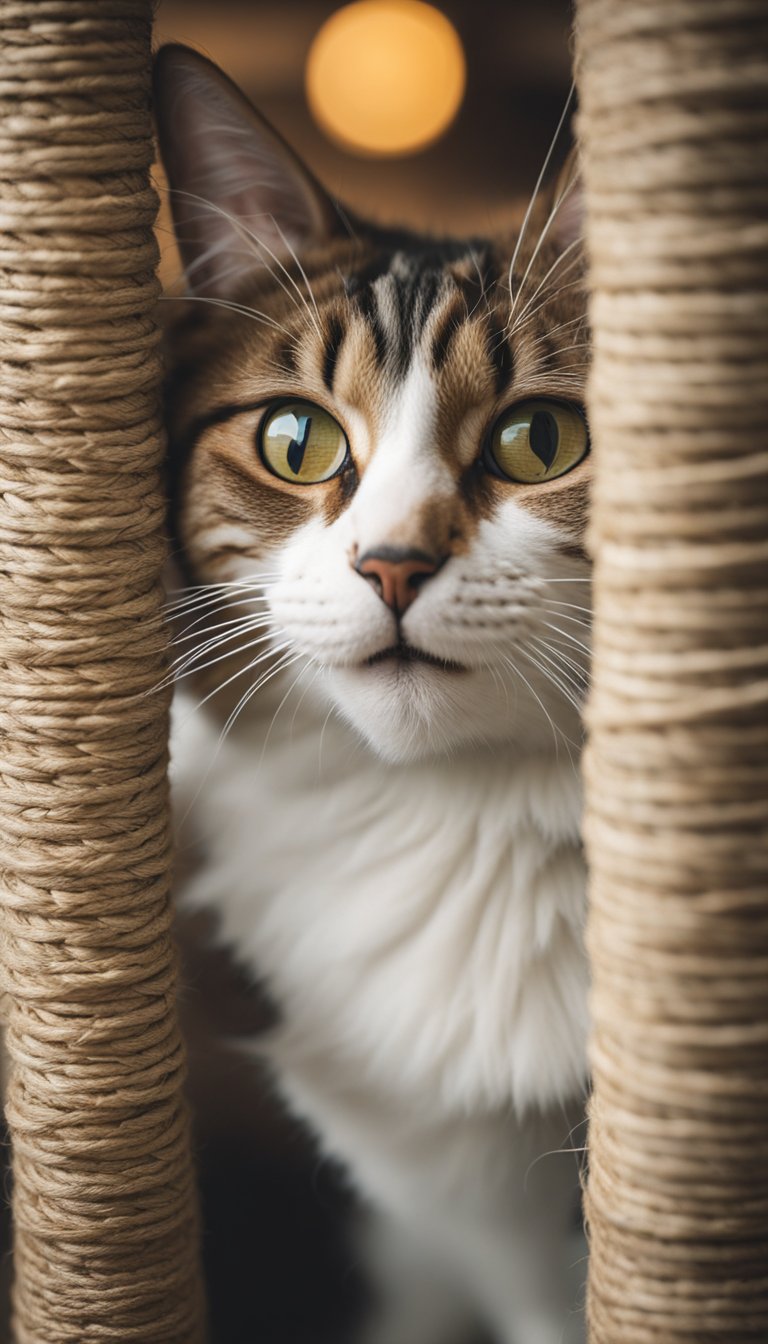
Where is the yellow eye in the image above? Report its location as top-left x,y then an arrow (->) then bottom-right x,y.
259,401 -> 348,484
488,400 -> 588,484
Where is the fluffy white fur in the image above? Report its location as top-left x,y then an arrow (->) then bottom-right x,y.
171,344 -> 592,1343
172,680 -> 588,1344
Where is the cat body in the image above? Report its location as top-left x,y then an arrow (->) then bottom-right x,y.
156,44 -> 591,1344
172,688 -> 587,1344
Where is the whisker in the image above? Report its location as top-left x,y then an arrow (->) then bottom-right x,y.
221,649 -> 305,744
167,573 -> 281,597
525,313 -> 587,346
515,647 -> 584,744
509,242 -> 583,338
506,279 -> 585,339
170,188 -> 323,340
541,620 -> 592,656
485,658 -> 512,713
171,616 -> 274,669
289,661 -> 324,736
164,595 -> 269,627
271,215 -> 322,330
501,652 -> 570,764
164,582 -> 276,620
173,607 -> 274,643
191,638 -> 294,717
160,291 -> 290,337
159,623 -> 277,693
533,635 -> 589,683
528,638 -> 588,703
520,645 -> 582,713
508,83 -> 575,307
318,699 -> 337,777
166,584 -> 277,628
538,340 -> 591,360
542,609 -> 593,632
508,170 -> 581,328
258,655 -> 317,765
542,598 -> 593,617
178,648 -> 302,828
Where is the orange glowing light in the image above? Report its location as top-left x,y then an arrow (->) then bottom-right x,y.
305,0 -> 466,157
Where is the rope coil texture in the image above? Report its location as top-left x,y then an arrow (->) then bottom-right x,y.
0,3 -> 204,1339
575,1 -> 768,1340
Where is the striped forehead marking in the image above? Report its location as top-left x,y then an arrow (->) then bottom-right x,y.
341,245 -> 513,397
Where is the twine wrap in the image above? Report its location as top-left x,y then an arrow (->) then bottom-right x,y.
0,4 -> 204,1340
575,2 -> 768,1340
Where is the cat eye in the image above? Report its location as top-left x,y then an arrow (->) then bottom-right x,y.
259,400 -> 349,484
487,400 -> 589,484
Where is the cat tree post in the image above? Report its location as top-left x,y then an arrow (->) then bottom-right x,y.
575,2 -> 768,1340
0,3 -> 203,1340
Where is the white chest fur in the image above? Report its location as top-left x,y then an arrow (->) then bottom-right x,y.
171,685 -> 589,1121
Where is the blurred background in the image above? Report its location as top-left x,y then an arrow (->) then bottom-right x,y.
154,0 -> 574,284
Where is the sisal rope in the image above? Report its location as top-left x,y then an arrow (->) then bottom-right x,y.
575,1 -> 768,1340
0,3 -> 204,1340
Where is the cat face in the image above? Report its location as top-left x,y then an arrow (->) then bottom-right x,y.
157,46 -> 590,763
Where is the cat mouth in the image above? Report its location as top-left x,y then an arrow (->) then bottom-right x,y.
365,641 -> 466,673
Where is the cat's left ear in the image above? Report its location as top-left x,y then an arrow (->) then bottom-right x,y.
153,44 -> 344,296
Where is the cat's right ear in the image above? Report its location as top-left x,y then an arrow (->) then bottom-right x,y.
153,44 -> 343,296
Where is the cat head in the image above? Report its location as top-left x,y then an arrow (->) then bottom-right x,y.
156,45 -> 590,764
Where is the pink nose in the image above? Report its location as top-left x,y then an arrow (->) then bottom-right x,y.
356,546 -> 442,614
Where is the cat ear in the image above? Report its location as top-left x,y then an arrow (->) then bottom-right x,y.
153,44 -> 342,296
547,147 -> 584,254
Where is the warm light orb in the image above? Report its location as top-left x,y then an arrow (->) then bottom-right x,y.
305,1 -> 466,157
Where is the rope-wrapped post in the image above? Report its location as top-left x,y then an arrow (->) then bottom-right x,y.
575,2 -> 768,1341
0,3 -> 203,1340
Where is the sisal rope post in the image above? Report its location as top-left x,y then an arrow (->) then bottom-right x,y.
0,3 -> 204,1340
575,2 -> 768,1340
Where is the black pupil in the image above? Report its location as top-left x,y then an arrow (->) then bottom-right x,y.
528,410 -> 559,471
286,414 -> 312,474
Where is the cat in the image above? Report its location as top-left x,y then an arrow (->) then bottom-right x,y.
155,42 -> 591,1344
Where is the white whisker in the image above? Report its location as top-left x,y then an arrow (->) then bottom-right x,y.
509,242 -> 583,338
160,623 -> 277,693
271,215 -> 322,329
160,291 -> 291,337
289,661 -> 324,736
542,598 -> 593,618
508,159 -> 580,329
258,655 -> 317,766
178,638 -> 292,717
173,609 -> 274,644
178,648 -> 302,828
533,635 -> 589,683
500,652 -> 576,766
171,188 -> 323,340
528,638 -> 588,704
221,649 -> 304,744
541,620 -> 592,656
508,83 -> 575,307
170,617 -> 274,672
506,279 -> 584,338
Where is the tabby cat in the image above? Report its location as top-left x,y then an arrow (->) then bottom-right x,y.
155,43 -> 590,1344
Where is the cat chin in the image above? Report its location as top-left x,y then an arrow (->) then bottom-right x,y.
326,662 -> 495,764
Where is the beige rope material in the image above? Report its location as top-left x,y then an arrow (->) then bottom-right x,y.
0,3 -> 204,1340
575,1 -> 768,1340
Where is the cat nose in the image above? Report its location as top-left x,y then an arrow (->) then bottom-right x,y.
356,546 -> 442,614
